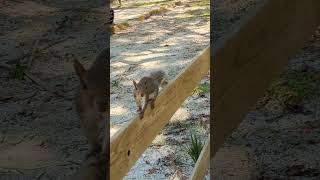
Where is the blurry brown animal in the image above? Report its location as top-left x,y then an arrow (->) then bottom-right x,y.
73,49 -> 108,158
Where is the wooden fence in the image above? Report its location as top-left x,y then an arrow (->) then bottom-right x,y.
110,0 -> 320,179
211,0 -> 320,178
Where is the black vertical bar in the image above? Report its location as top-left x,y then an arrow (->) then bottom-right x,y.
105,0 -> 111,180
210,0 -> 214,179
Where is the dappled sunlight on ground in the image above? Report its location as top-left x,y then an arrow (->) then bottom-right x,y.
111,0 -> 209,178
110,105 -> 130,117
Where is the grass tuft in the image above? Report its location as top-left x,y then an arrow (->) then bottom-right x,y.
183,134 -> 204,164
111,79 -> 120,88
267,70 -> 319,111
193,82 -> 210,96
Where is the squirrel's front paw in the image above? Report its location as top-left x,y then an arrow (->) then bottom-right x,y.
151,101 -> 155,109
139,112 -> 144,119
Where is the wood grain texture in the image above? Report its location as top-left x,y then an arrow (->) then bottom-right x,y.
211,0 -> 320,167
110,47 -> 210,180
190,137 -> 210,180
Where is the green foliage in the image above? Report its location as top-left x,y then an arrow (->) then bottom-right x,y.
267,70 -> 319,110
183,134 -> 204,164
193,82 -> 210,96
111,79 -> 120,88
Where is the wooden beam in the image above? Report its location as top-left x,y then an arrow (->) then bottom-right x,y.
211,0 -> 320,163
110,47 -> 210,180
190,137 -> 210,180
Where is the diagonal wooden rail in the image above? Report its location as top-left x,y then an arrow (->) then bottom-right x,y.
210,0 -> 320,177
110,47 -> 210,180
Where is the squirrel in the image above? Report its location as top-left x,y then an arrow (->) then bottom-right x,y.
73,49 -> 108,158
133,70 -> 168,119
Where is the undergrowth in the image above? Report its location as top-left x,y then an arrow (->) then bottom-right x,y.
267,69 -> 319,111
183,134 -> 204,165
193,82 -> 210,96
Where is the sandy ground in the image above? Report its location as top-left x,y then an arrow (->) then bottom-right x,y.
110,0 -> 210,179
0,1 -> 106,179
212,0 -> 320,179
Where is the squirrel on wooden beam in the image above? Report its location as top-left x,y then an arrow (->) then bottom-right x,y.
133,70 -> 169,119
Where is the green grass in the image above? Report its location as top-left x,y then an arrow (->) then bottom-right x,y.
9,64 -> 26,80
183,134 -> 204,164
193,82 -> 210,96
128,0 -> 170,7
111,79 -> 120,88
267,70 -> 319,110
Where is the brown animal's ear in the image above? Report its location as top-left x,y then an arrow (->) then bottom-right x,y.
73,59 -> 88,89
133,80 -> 138,90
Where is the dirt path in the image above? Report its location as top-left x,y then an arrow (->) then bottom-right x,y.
213,0 -> 320,179
110,0 -> 209,179
0,1 -> 106,179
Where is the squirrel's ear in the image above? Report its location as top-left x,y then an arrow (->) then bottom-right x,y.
133,80 -> 137,90
73,59 -> 88,89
